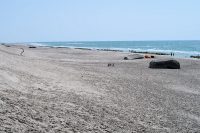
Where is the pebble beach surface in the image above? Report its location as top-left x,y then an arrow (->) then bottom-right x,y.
0,44 -> 200,132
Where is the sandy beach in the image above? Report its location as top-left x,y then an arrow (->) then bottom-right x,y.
0,44 -> 200,132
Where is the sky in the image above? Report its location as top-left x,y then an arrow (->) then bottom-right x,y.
0,0 -> 200,42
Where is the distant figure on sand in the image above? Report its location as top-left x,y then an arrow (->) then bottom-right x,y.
108,63 -> 115,67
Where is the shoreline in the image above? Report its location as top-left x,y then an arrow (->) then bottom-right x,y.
1,43 -> 199,60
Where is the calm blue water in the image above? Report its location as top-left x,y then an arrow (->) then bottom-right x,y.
32,41 -> 200,58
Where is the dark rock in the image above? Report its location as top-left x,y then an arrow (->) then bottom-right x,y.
151,55 -> 155,58
149,59 -> 180,69
190,55 -> 200,59
124,57 -> 128,60
29,46 -> 37,48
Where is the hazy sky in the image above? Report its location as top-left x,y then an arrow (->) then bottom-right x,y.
0,0 -> 200,42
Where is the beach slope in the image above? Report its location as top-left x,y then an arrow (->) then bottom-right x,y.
0,45 -> 200,132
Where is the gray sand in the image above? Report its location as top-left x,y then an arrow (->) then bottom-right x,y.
0,45 -> 200,132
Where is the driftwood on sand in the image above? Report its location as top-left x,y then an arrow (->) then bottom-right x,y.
124,54 -> 144,60
20,48 -> 24,56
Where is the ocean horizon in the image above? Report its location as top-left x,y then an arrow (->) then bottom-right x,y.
29,40 -> 200,58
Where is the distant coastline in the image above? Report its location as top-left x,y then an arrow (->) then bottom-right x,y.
1,41 -> 200,59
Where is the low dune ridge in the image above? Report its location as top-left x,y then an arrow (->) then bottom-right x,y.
0,44 -> 200,132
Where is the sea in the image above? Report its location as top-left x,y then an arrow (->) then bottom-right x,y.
31,40 -> 200,58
